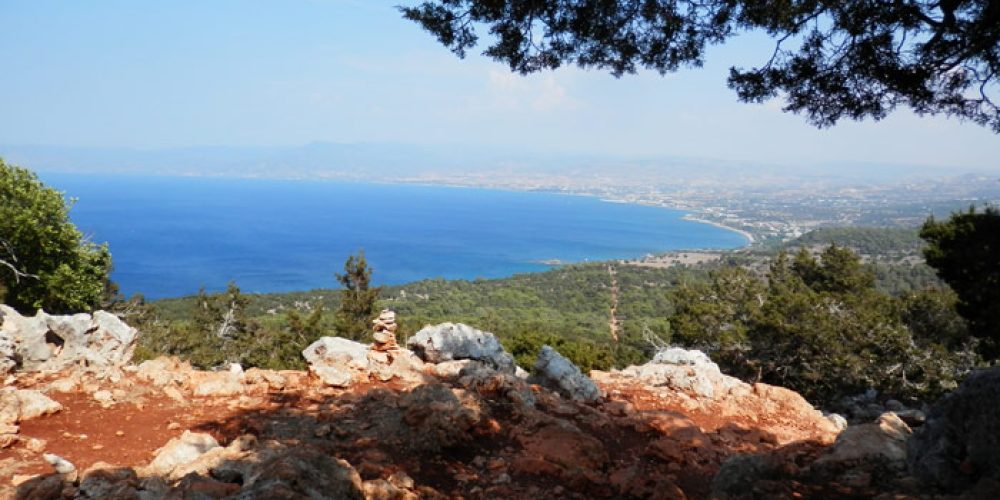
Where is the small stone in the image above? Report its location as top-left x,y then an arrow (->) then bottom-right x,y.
167,422 -> 181,430
92,444 -> 104,450
43,452 -> 76,474
25,438 -> 47,452
93,389 -> 116,408
315,424 -> 331,437
115,430 -> 125,437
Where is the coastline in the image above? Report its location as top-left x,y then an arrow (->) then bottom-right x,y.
680,214 -> 755,245
596,194 -> 755,248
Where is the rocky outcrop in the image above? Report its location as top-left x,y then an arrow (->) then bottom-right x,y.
239,447 -> 364,499
302,336 -> 370,388
592,348 -> 840,447
407,322 -> 517,374
2,316 -> 927,498
533,345 -> 602,403
618,346 -> 745,399
909,367 -> 1000,492
0,306 -> 137,374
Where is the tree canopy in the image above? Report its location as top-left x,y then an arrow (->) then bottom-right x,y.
401,0 -> 1000,132
0,158 -> 113,314
921,205 -> 1000,358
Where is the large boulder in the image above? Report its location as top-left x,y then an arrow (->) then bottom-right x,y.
240,447 -> 364,499
406,323 -> 516,374
302,337 -> 371,388
619,347 -> 744,399
0,305 -> 137,373
302,337 -> 369,369
533,345 -> 602,403
909,367 -> 1000,491
814,412 -> 911,468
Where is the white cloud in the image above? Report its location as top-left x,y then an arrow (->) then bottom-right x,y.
484,69 -> 580,113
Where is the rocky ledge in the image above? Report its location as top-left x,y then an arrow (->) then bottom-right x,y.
1,311 -> 998,499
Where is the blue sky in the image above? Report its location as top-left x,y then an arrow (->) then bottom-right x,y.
1,0 -> 998,171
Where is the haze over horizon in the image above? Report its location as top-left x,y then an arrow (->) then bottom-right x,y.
2,0 -> 998,174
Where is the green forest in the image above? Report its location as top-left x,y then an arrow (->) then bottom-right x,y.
126,223 -> 992,407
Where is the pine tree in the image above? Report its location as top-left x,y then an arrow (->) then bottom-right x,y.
334,250 -> 382,341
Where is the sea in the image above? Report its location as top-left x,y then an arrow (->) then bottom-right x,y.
38,173 -> 749,299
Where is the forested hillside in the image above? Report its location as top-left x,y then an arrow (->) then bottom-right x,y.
135,225 -> 979,408
782,227 -> 942,295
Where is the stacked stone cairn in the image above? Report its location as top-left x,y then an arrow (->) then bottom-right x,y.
371,309 -> 399,351
367,309 -> 409,381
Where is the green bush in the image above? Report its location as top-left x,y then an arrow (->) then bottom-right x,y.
0,158 -> 113,313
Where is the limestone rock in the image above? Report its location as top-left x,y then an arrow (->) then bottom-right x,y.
43,453 -> 77,474
0,328 -> 16,377
136,356 -> 192,386
0,306 -> 137,373
243,368 -> 287,389
145,431 -> 221,477
431,359 -> 475,379
620,347 -> 745,399
651,346 -> 715,366
533,345 -> 602,403
86,311 -> 138,367
302,337 -> 370,369
190,371 -> 244,397
815,412 -> 911,467
1,389 -> 63,424
93,389 -> 116,408
406,322 -> 516,374
0,306 -> 51,368
909,367 -> 1000,492
47,377 -> 78,393
311,365 -> 354,388
825,412 -> 849,432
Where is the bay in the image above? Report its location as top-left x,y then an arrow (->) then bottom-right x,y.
39,173 -> 748,299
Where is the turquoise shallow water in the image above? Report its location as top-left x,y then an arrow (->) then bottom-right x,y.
39,173 -> 747,299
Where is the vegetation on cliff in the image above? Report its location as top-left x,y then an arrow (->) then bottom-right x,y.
0,158 -> 113,314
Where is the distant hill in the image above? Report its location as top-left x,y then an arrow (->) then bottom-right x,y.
788,227 -> 925,256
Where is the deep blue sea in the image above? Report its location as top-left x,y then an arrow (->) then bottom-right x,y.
39,173 -> 748,299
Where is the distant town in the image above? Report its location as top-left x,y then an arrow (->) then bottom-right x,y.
399,170 -> 1000,246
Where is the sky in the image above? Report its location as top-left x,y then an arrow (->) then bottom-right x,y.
1,0 -> 998,172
